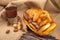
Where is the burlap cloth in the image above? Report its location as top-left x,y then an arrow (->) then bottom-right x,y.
0,0 -> 60,40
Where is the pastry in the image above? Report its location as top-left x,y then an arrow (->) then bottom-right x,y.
23,8 -> 56,35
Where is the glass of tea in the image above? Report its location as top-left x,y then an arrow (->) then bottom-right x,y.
5,6 -> 17,18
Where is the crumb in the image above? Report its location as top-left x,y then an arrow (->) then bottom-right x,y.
6,30 -> 10,34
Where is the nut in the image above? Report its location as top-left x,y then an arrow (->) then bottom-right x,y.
6,30 -> 10,34
17,22 -> 22,30
14,26 -> 18,29
13,24 -> 17,27
13,24 -> 18,29
13,29 -> 18,32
